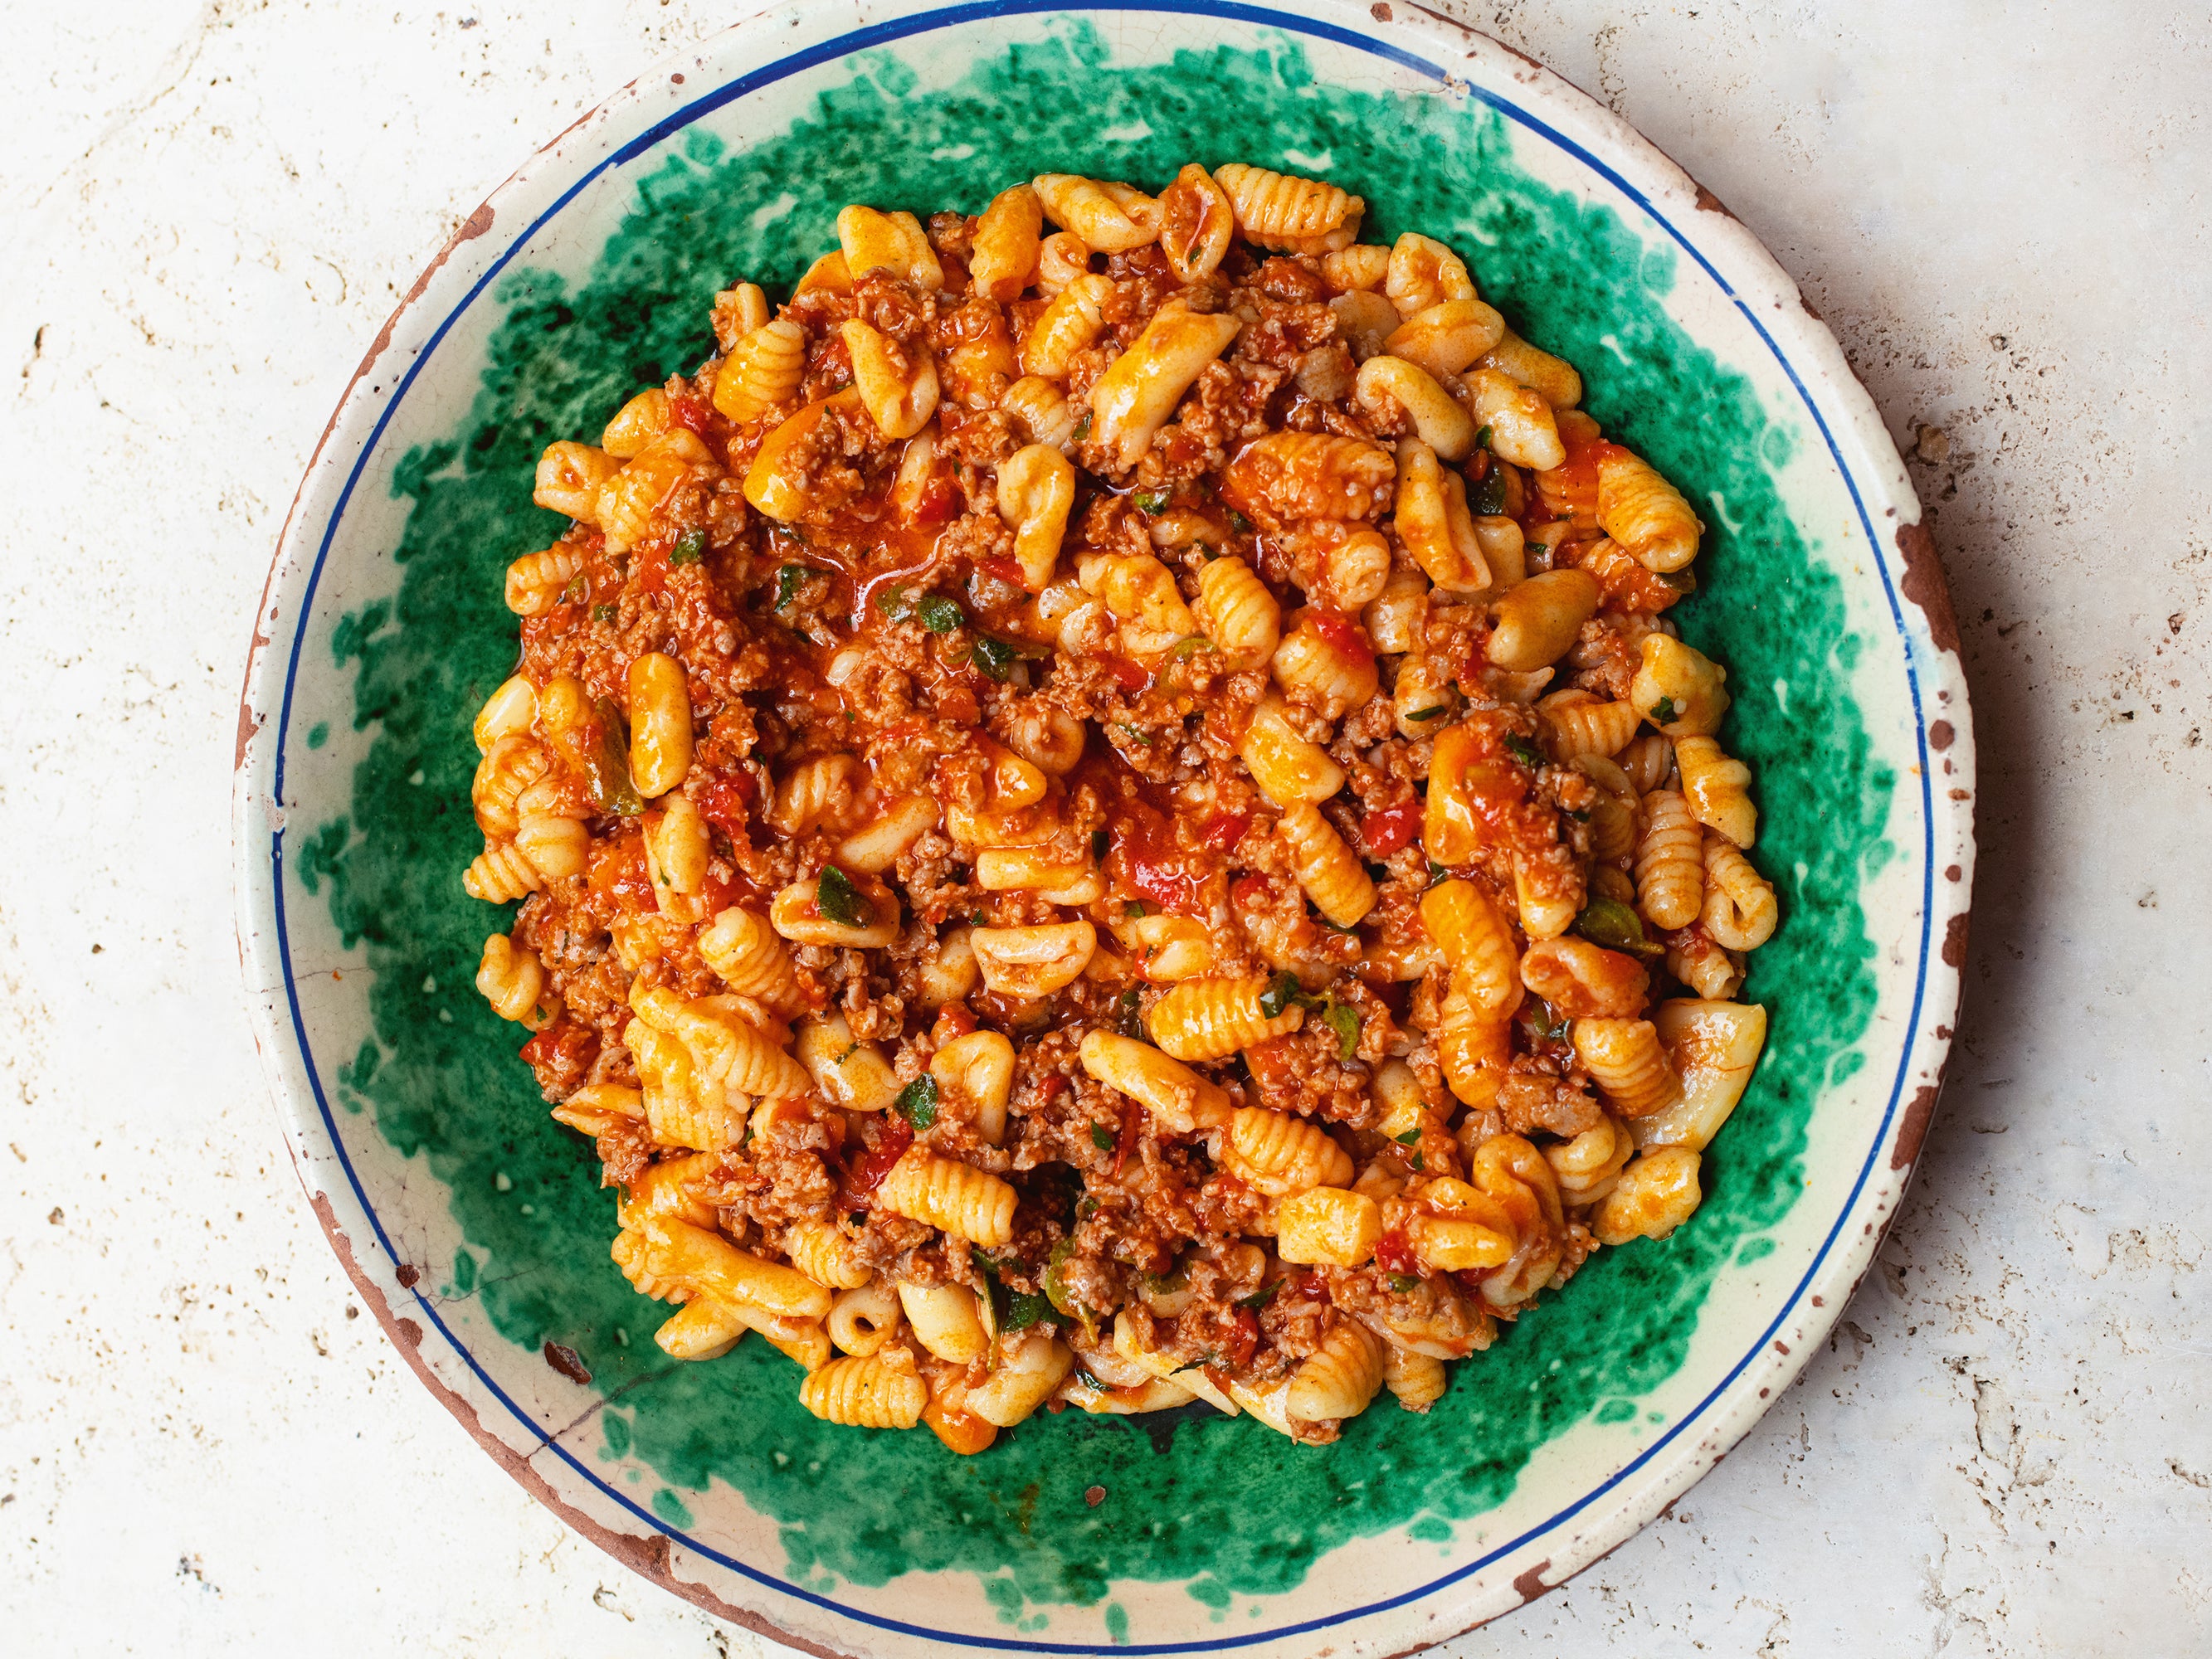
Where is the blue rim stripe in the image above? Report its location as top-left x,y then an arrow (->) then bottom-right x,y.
265,3 -> 1939,1651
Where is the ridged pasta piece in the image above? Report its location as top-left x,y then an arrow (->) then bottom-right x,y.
875,1148 -> 1018,1248
842,319 -> 939,440
1078,551 -> 1197,640
1404,1175 -> 1515,1272
629,1020 -> 747,1151
784,1219 -> 872,1290
1285,1318 -> 1384,1422
713,319 -> 807,424
1701,834 -> 1779,951
1278,801 -> 1377,927
1477,328 -> 1584,409
533,440 -> 617,521
1572,1018 -> 1683,1118
463,839 -> 541,903
1214,163 -> 1364,252
1385,298 -> 1507,379
1001,375 -> 1082,454
651,1299 -> 743,1362
1462,1133 -> 1566,1308
826,1283 -> 901,1356
997,444 -> 1075,591
1537,689 -> 1641,761
1078,1030 -> 1231,1133
799,1354 -> 928,1428
1490,570 -> 1601,673
1384,233 -> 1476,319
1270,614 -> 1379,721
1089,307 -> 1244,470
513,812 -> 587,882
504,543 -> 586,616
1194,557 -> 1281,670
1021,272 -> 1113,377
1418,881 -> 1521,1012
629,982 -> 811,1102
475,934 -> 556,1027
471,736 -> 550,838
1381,1343 -> 1447,1412
1597,448 -> 1701,572
1675,736 -> 1757,849
1393,436 -> 1490,593
1518,935 -> 1648,1019
626,651 -> 693,800
1159,162 -> 1235,280
641,1218 -> 835,1321
1665,927 -> 1745,1001
1321,244 -> 1390,293
969,182 -> 1043,301
550,1082 -> 643,1139
1463,367 -> 1564,471
697,906 -> 805,1013
967,1332 -> 1077,1427
615,1152 -> 720,1232
1631,634 -> 1732,736
766,752 -> 859,835
836,204 -> 944,289
1240,694 -> 1347,805
897,1283 -> 990,1363
1223,431 -> 1396,527
1435,971 -> 1512,1108
602,387 -> 673,459
1034,230 -> 1090,295
1030,174 -> 1162,252
1592,1147 -> 1703,1245
472,674 -> 536,752
1223,1106 -> 1354,1197
1544,1114 -> 1635,1208
710,283 -> 770,352
968,921 -> 1097,999
1355,354 -> 1475,460
1635,789 -> 1705,930
1147,975 -> 1303,1062
594,431 -> 720,555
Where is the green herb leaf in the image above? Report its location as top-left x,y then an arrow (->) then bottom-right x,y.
1172,635 -> 1215,659
815,864 -> 867,929
1503,732 -> 1546,769
1227,509 -> 1251,533
1406,704 -> 1448,722
1090,1122 -> 1116,1152
1043,1238 -> 1079,1317
1574,897 -> 1663,957
1411,1151 -> 1425,1170
1076,1196 -> 1099,1220
1072,412 -> 1093,441
1321,999 -> 1360,1060
1474,423 -> 1494,450
1470,470 -> 1509,516
1392,1128 -> 1422,1146
1426,860 -> 1449,888
1524,996 -> 1571,1041
1172,1351 -> 1217,1375
875,584 -> 914,621
592,603 -> 616,624
1113,721 -> 1152,746
917,593 -> 964,633
1650,694 -> 1680,724
1132,487 -> 1171,514
1091,830 -> 1109,860
1388,1272 -> 1422,1294
562,575 -> 589,603
1123,899 -> 1150,920
774,564 -> 808,609
1001,1291 -> 1054,1331
669,528 -> 708,567
971,635 -> 1017,681
1118,987 -> 1143,1039
894,1073 -> 938,1130
586,698 -> 643,816
1258,971 -> 1307,1019
1236,1281 -> 1280,1312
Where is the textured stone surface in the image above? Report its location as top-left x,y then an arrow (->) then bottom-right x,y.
0,2 -> 2205,1654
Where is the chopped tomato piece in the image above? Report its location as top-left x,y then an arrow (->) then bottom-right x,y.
1362,795 -> 1420,858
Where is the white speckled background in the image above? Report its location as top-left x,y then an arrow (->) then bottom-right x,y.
2,1 -> 2205,1652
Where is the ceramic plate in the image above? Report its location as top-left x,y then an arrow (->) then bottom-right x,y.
234,2 -> 1975,1652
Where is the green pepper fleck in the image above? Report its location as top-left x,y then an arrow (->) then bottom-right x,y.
1123,899 -> 1150,920
815,864 -> 867,929
592,603 -> 616,624
1658,567 -> 1698,593
1259,970 -> 1319,1020
586,698 -> 643,816
1132,487 -> 1171,514
1227,509 -> 1251,533
1388,1272 -> 1422,1294
1574,897 -> 1663,957
1118,987 -> 1143,1039
1321,1000 -> 1360,1060
894,1073 -> 938,1131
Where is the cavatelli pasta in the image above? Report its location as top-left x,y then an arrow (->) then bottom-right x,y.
472,162 -> 1789,1450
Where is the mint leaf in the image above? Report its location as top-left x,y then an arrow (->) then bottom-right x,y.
894,1073 -> 938,1130
815,864 -> 865,928
917,593 -> 963,633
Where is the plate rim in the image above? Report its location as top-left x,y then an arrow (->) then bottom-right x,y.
231,2 -> 1977,1652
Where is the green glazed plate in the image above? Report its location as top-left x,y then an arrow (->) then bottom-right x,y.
235,2 -> 1976,1652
